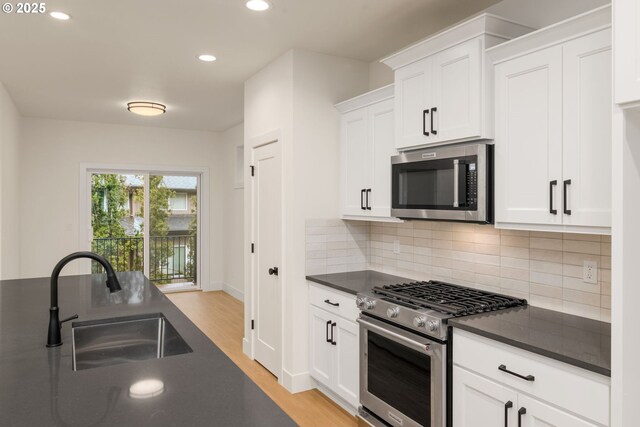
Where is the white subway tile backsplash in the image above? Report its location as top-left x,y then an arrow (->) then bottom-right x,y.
305,219 -> 611,322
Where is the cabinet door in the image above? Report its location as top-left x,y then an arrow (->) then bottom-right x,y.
333,318 -> 359,408
367,98 -> 395,217
394,57 -> 432,150
430,38 -> 483,143
340,108 -> 369,216
494,46 -> 563,226
453,366 -> 518,427
615,0 -> 640,105
518,395 -> 601,427
562,29 -> 612,228
309,306 -> 334,388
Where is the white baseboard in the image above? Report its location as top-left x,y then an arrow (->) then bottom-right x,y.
314,382 -> 358,416
222,283 -> 244,301
242,337 -> 252,358
202,281 -> 223,292
281,369 -> 313,393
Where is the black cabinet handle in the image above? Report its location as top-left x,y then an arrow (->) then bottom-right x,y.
563,179 -> 572,215
325,320 -> 332,343
366,189 -> 371,210
268,267 -> 279,276
505,401 -> 513,427
423,110 -> 430,136
549,180 -> 558,214
518,407 -> 526,427
498,364 -> 535,381
361,189 -> 366,210
431,107 -> 438,135
331,322 -> 337,345
324,299 -> 340,307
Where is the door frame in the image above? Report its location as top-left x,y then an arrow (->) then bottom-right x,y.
78,163 -> 210,290
244,129 -> 285,382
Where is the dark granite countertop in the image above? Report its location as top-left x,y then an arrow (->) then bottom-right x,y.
449,306 -> 611,376
0,272 -> 295,427
306,270 -> 413,295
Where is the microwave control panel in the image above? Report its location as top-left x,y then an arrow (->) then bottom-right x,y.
466,163 -> 477,208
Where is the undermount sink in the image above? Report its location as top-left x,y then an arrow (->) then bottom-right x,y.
71,313 -> 192,371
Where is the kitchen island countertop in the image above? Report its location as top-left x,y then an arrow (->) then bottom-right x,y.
0,272 -> 295,426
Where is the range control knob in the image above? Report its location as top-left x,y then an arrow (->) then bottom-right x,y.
386,307 -> 400,318
413,316 -> 426,328
426,320 -> 440,332
356,297 -> 366,309
364,300 -> 376,310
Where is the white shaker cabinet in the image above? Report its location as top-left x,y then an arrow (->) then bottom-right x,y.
308,282 -> 360,412
336,85 -> 399,222
614,0 -> 640,107
491,6 -> 612,234
382,14 -> 533,151
453,329 -> 610,427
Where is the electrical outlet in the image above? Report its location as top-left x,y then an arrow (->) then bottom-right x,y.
393,239 -> 400,254
583,260 -> 598,284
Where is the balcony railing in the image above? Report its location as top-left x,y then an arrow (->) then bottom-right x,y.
91,235 -> 196,285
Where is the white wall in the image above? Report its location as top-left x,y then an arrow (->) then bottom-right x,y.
243,49 -> 369,391
221,122 -> 245,300
18,118 -> 224,290
485,0 -> 609,28
0,83 -> 21,280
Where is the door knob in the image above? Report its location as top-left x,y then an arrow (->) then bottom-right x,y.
268,267 -> 279,276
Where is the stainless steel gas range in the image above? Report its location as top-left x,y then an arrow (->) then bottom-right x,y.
356,280 -> 526,427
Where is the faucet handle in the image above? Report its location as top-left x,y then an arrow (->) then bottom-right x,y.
60,314 -> 78,326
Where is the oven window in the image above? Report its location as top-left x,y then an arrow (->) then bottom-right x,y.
392,156 -> 477,211
367,331 -> 431,426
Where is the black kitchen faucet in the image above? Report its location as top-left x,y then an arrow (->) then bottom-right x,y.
46,251 -> 122,347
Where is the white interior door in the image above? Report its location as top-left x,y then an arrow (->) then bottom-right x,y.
494,45 -> 563,226
252,140 -> 282,377
562,29 -> 612,228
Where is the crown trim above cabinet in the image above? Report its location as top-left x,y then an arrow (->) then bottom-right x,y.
335,84 -> 393,114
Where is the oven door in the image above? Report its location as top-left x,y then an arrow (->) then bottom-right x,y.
358,315 -> 446,427
391,143 -> 490,222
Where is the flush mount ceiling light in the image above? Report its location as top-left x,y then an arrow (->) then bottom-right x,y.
127,102 -> 166,117
198,54 -> 217,62
49,11 -> 71,20
246,0 -> 270,11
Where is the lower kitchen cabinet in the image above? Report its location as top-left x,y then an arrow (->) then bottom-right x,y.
308,284 -> 359,411
452,329 -> 610,426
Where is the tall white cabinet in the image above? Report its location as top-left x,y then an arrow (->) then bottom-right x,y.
615,0 -> 640,107
336,84 -> 398,221
490,6 -> 612,234
382,14 -> 533,151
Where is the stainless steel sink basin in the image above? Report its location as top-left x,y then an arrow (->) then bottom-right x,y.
71,313 -> 192,371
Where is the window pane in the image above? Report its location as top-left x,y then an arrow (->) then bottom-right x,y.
149,175 -> 198,290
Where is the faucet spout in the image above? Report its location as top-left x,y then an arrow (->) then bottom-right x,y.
46,251 -> 122,347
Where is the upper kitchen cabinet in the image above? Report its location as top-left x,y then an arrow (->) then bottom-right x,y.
336,85 -> 399,221
490,5 -> 612,234
382,14 -> 534,151
615,0 -> 640,107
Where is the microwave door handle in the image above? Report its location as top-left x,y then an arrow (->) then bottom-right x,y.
453,160 -> 459,208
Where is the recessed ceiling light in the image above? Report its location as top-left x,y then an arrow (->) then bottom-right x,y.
198,54 -> 217,62
246,0 -> 270,11
127,102 -> 166,117
49,11 -> 71,20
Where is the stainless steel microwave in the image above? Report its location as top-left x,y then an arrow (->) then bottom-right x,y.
391,143 -> 493,223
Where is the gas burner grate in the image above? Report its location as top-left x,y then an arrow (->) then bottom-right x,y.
372,280 -> 526,316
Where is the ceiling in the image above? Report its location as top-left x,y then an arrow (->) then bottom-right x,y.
0,0 -> 500,132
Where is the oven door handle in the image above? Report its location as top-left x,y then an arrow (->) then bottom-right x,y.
357,317 -> 434,355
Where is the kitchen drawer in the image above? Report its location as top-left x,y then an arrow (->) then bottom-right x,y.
453,329 -> 610,425
308,282 -> 359,321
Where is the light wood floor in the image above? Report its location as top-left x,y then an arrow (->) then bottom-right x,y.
167,291 -> 358,427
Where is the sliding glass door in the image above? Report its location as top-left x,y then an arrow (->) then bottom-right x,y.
89,171 -> 199,291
